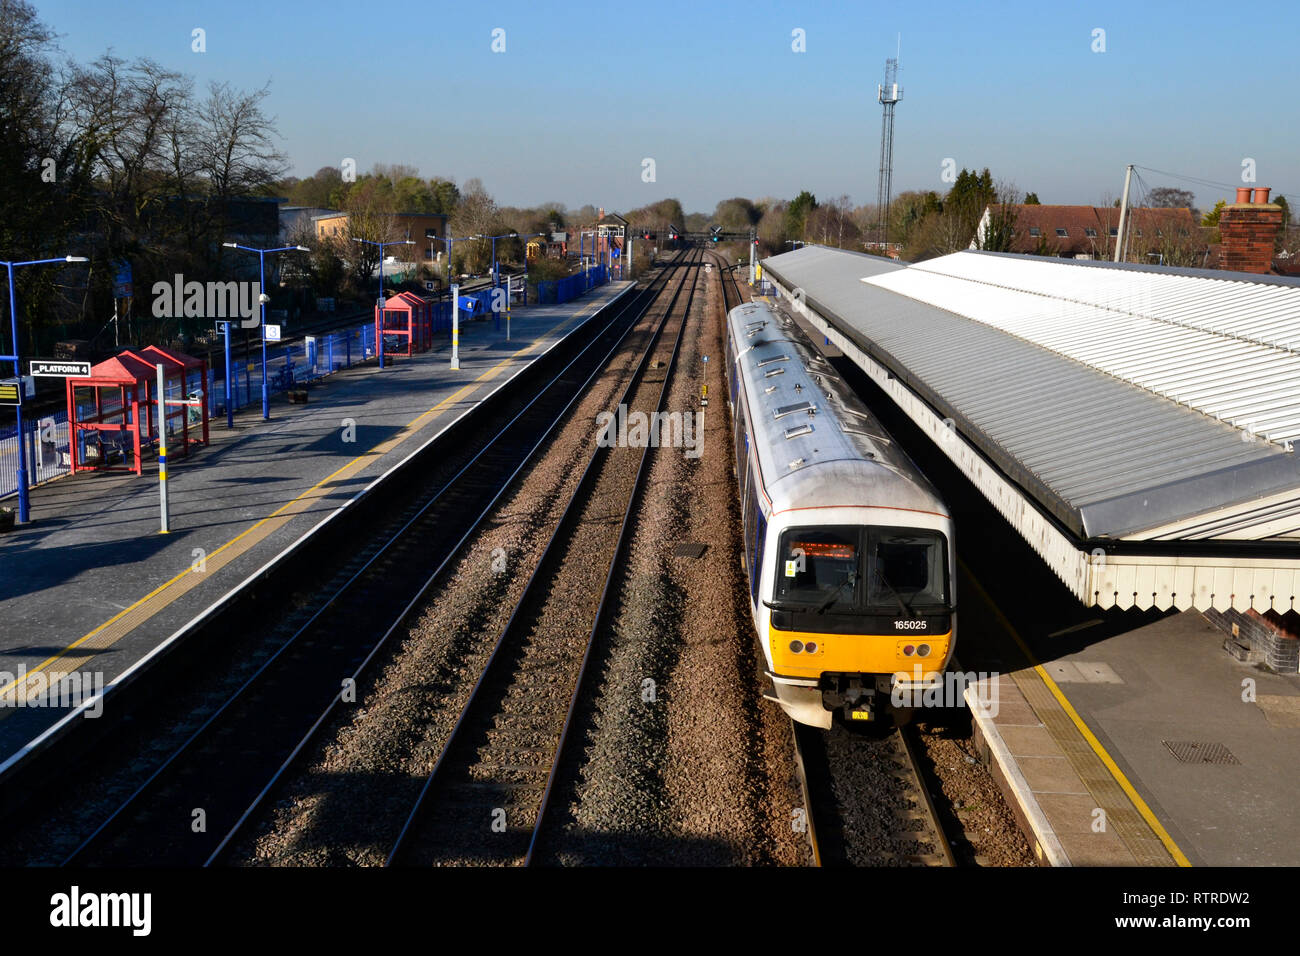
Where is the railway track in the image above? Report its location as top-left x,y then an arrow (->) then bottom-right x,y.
58,253 -> 689,867
386,250 -> 704,867
793,721 -> 957,868
708,250 -> 749,313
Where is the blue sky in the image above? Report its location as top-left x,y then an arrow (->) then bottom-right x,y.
33,0 -> 1300,214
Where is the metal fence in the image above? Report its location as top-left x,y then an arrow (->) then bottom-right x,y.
537,266 -> 608,305
1,319 -> 380,502
2,271 -> 612,503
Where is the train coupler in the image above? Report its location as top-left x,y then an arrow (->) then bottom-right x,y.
823,677 -> 879,723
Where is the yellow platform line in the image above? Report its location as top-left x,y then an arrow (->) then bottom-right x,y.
0,299 -> 609,701
959,560 -> 1191,867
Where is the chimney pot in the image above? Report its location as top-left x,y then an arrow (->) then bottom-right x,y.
1253,187 -> 1271,204
1236,187 -> 1252,204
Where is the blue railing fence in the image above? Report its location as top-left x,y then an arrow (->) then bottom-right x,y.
2,271 -> 612,503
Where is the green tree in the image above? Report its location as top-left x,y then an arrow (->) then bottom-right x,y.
1023,192 -> 1040,205
289,166 -> 344,207
785,190 -> 817,239
626,198 -> 686,236
428,178 -> 460,216
713,197 -> 760,232
1201,199 -> 1226,244
393,175 -> 435,213
1274,195 -> 1291,253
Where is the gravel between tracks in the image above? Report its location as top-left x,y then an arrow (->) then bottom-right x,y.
402,262 -> 701,865
541,255 -> 809,866
229,272 -> 681,866
913,720 -> 1036,866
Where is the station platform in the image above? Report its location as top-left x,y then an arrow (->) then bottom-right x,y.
0,282 -> 634,764
964,568 -> 1300,868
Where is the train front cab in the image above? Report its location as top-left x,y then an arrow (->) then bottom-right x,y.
759,510 -> 956,730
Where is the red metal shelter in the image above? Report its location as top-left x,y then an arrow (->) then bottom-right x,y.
65,351 -> 157,476
375,291 -> 434,358
137,344 -> 210,452
65,346 -> 210,477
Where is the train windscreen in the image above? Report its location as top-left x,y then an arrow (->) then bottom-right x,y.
773,526 -> 948,614
774,528 -> 860,611
867,530 -> 948,611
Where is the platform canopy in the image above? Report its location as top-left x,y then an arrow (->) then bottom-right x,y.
137,344 -> 205,372
77,351 -> 158,388
761,245 -> 1300,613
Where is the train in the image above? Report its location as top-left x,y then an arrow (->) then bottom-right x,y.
724,298 -> 957,729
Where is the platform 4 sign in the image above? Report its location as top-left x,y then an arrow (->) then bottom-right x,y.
29,359 -> 92,378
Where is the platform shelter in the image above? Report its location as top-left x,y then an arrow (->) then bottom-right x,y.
64,351 -> 158,476
137,345 -> 210,453
375,292 -> 434,358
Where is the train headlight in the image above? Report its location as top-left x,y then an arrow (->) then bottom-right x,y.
903,644 -> 915,656
789,640 -> 804,654
918,644 -> 932,658
805,641 -> 817,654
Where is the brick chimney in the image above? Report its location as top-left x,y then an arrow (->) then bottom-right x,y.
1219,187 -> 1283,274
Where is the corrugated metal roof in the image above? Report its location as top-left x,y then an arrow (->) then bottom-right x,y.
761,245 -> 1300,541
868,251 -> 1300,445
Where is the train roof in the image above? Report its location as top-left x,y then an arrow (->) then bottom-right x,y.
727,300 -> 948,520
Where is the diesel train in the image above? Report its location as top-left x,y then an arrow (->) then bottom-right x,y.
724,299 -> 957,729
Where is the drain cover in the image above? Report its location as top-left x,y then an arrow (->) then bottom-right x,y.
673,542 -> 707,559
1162,740 -> 1240,765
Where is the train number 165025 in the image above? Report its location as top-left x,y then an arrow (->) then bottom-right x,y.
895,620 -> 928,630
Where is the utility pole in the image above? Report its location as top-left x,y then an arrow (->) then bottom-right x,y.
876,44 -> 903,251
1115,164 -> 1135,263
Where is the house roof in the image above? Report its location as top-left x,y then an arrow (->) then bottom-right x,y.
310,211 -> 446,222
985,204 -> 1201,256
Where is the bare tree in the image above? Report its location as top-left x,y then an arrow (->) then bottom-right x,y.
449,178 -> 500,275
195,81 -> 287,201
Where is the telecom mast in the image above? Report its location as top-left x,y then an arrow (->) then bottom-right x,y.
876,52 -> 902,249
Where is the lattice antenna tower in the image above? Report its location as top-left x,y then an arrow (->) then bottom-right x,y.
876,52 -> 902,248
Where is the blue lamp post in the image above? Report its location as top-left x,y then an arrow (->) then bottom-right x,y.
349,237 -> 415,370
2,254 -> 89,524
222,243 -> 309,419
484,232 -> 519,288
435,232 -> 481,313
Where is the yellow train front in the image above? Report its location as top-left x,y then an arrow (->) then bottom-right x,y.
726,300 -> 957,729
